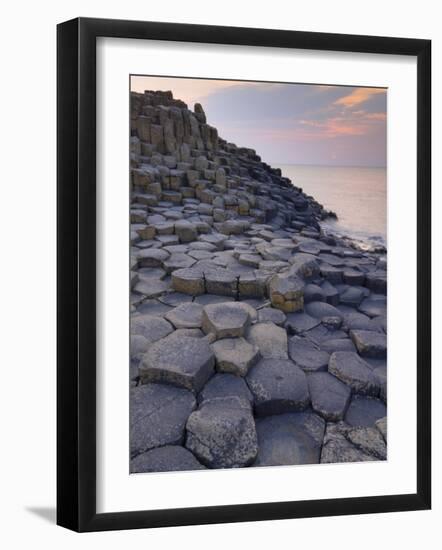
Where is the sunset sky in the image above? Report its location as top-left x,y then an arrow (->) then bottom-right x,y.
130,76 -> 387,168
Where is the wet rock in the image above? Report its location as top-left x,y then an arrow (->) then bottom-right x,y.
339,286 -> 365,307
319,338 -> 356,353
321,280 -> 340,306
345,395 -> 387,427
130,383 -> 196,457
212,337 -> 260,376
246,322 -> 288,359
201,302 -> 251,339
328,351 -> 379,396
303,283 -> 325,303
358,298 -> 387,318
350,330 -> 387,358
305,301 -> 343,321
164,302 -> 204,328
139,333 -> 215,392
198,373 -> 253,407
186,397 -> 258,468
131,445 -> 205,473
308,372 -> 351,421
365,271 -> 387,294
254,412 -> 325,466
343,270 -> 366,286
246,359 -> 309,415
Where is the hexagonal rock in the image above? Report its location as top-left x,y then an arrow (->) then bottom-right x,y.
257,307 -> 286,326
305,301 -> 343,320
288,336 -> 330,372
254,412 -> 325,466
288,253 -> 320,280
171,267 -> 205,295
137,248 -> 169,267
211,337 -> 260,377
246,322 -> 288,359
197,372 -> 253,408
345,395 -> 387,427
130,445 -> 206,473
345,427 -> 387,460
201,302 -> 251,339
130,383 -> 196,457
238,272 -> 267,298
174,220 -> 198,243
268,271 -> 304,313
162,253 -> 196,274
320,422 -> 377,463
285,312 -> 321,335
246,359 -> 310,416
328,351 -> 380,396
365,271 -> 387,294
350,330 -> 387,358
307,372 -> 351,421
185,397 -> 258,468
204,269 -> 238,297
131,314 -> 174,342
139,333 -> 215,392
164,302 -> 204,329
358,298 -> 387,318
133,278 -> 169,298
319,338 -> 356,353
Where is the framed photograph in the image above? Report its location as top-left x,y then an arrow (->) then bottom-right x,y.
57,17 -> 431,532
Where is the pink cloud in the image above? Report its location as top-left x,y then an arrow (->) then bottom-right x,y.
334,87 -> 386,108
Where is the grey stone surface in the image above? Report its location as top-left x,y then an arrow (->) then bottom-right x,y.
346,427 -> 387,460
257,307 -> 287,326
268,271 -> 304,312
204,269 -> 238,297
254,412 -> 325,466
137,248 -> 169,267
131,445 -> 206,473
350,330 -> 387,358
139,332 -> 215,392
345,395 -> 387,427
164,302 -> 204,328
320,422 -> 377,463
131,314 -> 174,341
130,383 -> 196,457
246,359 -> 310,416
197,373 -> 253,407
246,322 -> 288,359
308,372 -> 351,421
328,351 -> 380,396
285,312 -> 321,334
171,267 -> 205,295
201,302 -> 251,339
186,397 -> 258,468
375,416 -> 387,441
288,336 -> 330,372
305,301 -> 343,320
212,337 -> 260,377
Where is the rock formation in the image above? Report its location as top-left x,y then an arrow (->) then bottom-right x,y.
129,90 -> 387,472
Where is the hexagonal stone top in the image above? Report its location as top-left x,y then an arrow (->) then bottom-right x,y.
131,314 -> 174,342
201,302 -> 252,339
350,330 -> 387,358
307,372 -> 351,421
164,302 -> 204,329
197,373 -> 253,408
130,383 -> 196,457
328,351 -> 380,396
246,358 -> 310,416
211,337 -> 261,377
185,397 -> 258,468
246,322 -> 288,359
139,332 -> 215,392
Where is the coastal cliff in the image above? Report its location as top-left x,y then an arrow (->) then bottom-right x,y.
129,90 -> 387,472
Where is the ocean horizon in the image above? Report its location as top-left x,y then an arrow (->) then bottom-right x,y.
278,163 -> 387,249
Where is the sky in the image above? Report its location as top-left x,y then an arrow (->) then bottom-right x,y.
130,76 -> 387,168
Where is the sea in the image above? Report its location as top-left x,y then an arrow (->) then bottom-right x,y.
279,164 -> 387,252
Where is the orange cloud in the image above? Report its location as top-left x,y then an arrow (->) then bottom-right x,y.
334,87 -> 386,108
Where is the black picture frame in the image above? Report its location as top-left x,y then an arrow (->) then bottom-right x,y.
57,17 -> 431,532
